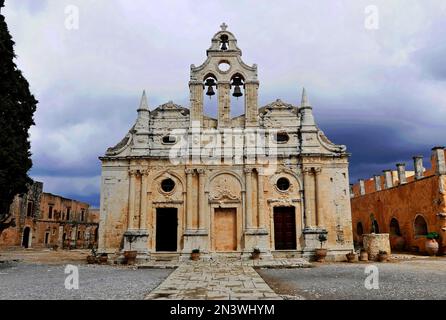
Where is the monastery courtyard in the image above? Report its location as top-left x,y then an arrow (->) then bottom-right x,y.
0,249 -> 445,300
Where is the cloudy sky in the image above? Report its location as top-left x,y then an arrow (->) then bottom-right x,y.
3,0 -> 446,207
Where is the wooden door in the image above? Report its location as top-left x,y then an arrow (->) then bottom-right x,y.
156,208 -> 178,251
274,207 -> 296,250
214,208 -> 237,251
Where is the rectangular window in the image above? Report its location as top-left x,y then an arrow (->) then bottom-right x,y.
77,231 -> 81,240
48,205 -> 53,219
66,207 -> 71,220
27,201 -> 34,217
44,232 -> 50,245
80,209 -> 85,222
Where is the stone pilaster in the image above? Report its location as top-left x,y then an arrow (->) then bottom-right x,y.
128,169 -> 137,230
189,81 -> 203,127
218,81 -> 231,128
303,168 -> 316,228
140,169 -> 149,229
314,167 -> 323,227
245,81 -> 259,127
257,168 -> 265,229
185,168 -> 194,231
244,167 -> 253,229
197,168 -> 206,231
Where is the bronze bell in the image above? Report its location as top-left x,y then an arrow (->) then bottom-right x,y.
233,85 -> 242,98
205,78 -> 216,97
221,41 -> 228,51
206,85 -> 215,97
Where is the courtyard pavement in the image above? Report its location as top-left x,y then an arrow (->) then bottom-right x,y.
1,249 -> 445,300
258,258 -> 446,300
145,261 -> 283,300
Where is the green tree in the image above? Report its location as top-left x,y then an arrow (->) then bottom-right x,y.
0,0 -> 38,235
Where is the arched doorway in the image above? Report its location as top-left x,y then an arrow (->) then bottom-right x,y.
390,218 -> 401,236
22,227 -> 31,248
414,215 -> 428,236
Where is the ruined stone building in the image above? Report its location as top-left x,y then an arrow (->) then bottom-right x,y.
99,24 -> 353,261
351,147 -> 446,255
0,181 -> 99,249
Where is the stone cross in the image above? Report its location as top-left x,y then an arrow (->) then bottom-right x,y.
220,22 -> 228,31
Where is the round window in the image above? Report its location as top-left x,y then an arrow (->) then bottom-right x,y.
161,178 -> 175,193
277,177 -> 290,191
218,61 -> 231,72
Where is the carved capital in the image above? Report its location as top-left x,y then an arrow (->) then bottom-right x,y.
128,169 -> 138,177
302,167 -> 313,175
185,168 -> 194,175
244,167 -> 253,174
314,167 -> 322,174
197,168 -> 206,175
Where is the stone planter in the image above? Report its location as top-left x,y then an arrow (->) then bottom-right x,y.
124,250 -> 138,265
363,233 -> 391,261
86,255 -> 96,264
98,254 -> 108,264
346,252 -> 357,263
315,248 -> 327,262
425,239 -> 439,256
251,252 -> 261,260
191,252 -> 200,261
377,252 -> 389,262
359,249 -> 368,261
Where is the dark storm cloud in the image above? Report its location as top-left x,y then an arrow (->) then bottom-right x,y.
3,0 -> 446,206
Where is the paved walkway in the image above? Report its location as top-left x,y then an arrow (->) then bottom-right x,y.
145,260 -> 297,300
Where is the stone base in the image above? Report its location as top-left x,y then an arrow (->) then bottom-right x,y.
302,227 -> 328,254
123,229 -> 149,253
243,228 -> 270,256
182,229 -> 209,253
363,233 -> 391,261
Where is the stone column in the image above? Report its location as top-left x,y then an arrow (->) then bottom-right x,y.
185,168 -> 194,230
244,168 -> 253,229
140,170 -> 149,230
197,168 -> 206,230
359,179 -> 365,195
189,81 -> 203,127
374,175 -> 382,191
432,147 -> 446,175
257,168 -> 265,229
413,155 -> 424,180
396,163 -> 407,184
217,81 -> 231,128
244,81 -> 259,127
303,168 -> 315,228
314,167 -> 323,227
383,170 -> 393,189
128,169 -> 137,230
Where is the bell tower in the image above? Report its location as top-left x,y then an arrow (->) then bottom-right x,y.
189,23 -> 259,128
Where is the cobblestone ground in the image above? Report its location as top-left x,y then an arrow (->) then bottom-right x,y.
258,258 -> 446,300
145,260 -> 283,300
0,262 -> 172,300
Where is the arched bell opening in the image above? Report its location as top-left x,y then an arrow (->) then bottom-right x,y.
230,73 -> 245,118
219,34 -> 229,51
203,74 -> 218,118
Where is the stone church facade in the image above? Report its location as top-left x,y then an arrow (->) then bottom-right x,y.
99,24 -> 353,261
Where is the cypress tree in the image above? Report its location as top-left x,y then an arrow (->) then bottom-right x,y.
0,0 -> 38,234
